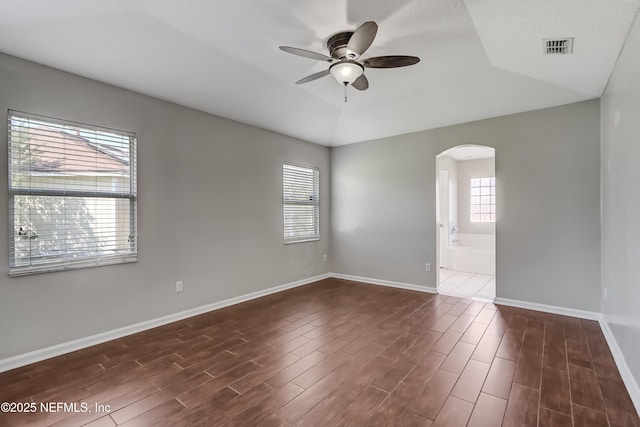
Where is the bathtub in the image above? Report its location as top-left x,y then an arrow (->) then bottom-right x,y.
446,233 -> 495,275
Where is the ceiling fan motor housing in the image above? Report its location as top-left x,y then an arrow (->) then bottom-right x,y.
327,32 -> 356,59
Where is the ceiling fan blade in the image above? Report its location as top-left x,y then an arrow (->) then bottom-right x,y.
279,46 -> 333,62
295,69 -> 331,85
352,74 -> 369,91
346,21 -> 378,58
363,55 -> 420,68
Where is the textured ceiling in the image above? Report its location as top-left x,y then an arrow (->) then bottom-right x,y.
0,0 -> 638,146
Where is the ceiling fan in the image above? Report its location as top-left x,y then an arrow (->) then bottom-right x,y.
279,21 -> 420,100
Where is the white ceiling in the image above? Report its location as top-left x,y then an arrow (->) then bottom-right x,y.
0,0 -> 638,146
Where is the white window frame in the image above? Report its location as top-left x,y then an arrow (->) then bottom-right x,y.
8,110 -> 137,276
470,176 -> 496,223
283,162 -> 320,244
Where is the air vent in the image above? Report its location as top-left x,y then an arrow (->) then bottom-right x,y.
543,38 -> 574,55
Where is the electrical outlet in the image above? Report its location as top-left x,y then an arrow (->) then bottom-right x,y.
604,287 -> 607,300
425,263 -> 431,272
323,254 -> 327,262
176,281 -> 183,293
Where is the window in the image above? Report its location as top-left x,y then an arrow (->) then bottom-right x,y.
283,162 -> 319,243
8,110 -> 137,276
470,177 -> 495,223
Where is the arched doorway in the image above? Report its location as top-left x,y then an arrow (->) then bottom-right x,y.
436,145 -> 496,300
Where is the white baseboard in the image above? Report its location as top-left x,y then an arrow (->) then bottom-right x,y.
0,273 -> 331,373
330,273 -> 437,294
599,315 -> 640,415
493,297 -> 601,320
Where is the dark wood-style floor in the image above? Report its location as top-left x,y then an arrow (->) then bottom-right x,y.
1,278 -> 638,426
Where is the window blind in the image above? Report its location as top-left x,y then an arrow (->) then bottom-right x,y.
8,110 -> 137,276
283,162 -> 319,243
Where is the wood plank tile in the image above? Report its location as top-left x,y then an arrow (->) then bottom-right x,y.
380,332 -> 422,359
259,414 -> 290,427
363,383 -> 412,426
365,351 -> 444,426
539,407 -> 572,427
317,325 -> 368,355
430,314 -> 459,333
410,369 -> 459,420
451,360 -> 491,403
371,355 -> 419,393
1,279 -> 636,427
449,314 -> 475,334
459,322 -> 489,345
572,405 -> 609,427
543,320 -> 566,371
496,328 -> 525,361
467,392 -> 507,427
277,371 -> 342,423
462,302 -> 486,317
432,329 -> 463,355
598,376 -> 640,427
568,364 -> 604,412
484,310 -> 508,337
252,336 -> 310,366
447,300 -> 472,316
230,352 -> 300,393
506,313 -> 529,332
226,382 -> 304,427
584,325 -> 622,381
439,341 -> 475,375
502,383 -> 539,427
118,398 -> 186,427
431,396 -> 474,427
83,416 -> 116,427
513,324 -> 544,388
398,411 -> 433,427
178,362 -> 252,407
327,385 -> 388,426
482,357 -> 516,399
109,390 -> 173,425
265,351 -> 328,389
471,335 -> 501,364
332,342 -> 386,381
291,351 -> 349,389
565,323 -> 593,369
540,366 -> 571,415
474,308 -> 496,325
293,389 -> 352,427
223,382 -> 277,418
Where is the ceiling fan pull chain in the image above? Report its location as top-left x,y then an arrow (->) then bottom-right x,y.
344,82 -> 348,103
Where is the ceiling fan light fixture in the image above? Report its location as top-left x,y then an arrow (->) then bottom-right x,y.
329,61 -> 364,85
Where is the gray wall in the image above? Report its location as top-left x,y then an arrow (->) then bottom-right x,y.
0,53 -> 331,360
457,158 -> 496,235
601,8 -> 640,391
331,100 -> 601,311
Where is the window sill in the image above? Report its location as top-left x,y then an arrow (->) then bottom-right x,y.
284,237 -> 320,245
9,255 -> 138,277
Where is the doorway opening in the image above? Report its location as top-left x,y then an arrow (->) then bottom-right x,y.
436,145 -> 496,300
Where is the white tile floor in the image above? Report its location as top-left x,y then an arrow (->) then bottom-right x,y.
438,268 -> 495,301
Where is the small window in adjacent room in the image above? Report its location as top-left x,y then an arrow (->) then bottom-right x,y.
7,110 -> 137,276
283,162 -> 319,244
470,177 -> 496,223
